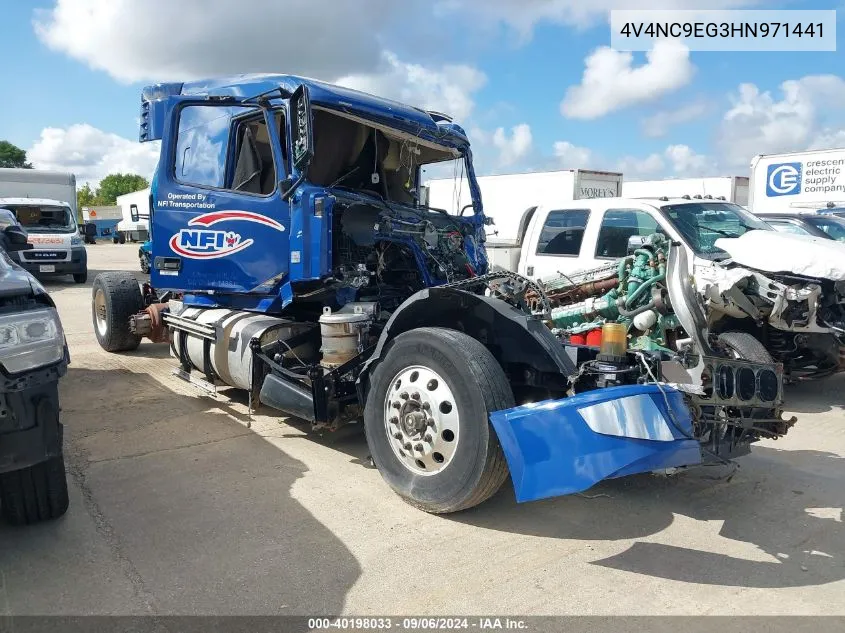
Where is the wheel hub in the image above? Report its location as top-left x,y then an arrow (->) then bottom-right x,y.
383,365 -> 460,476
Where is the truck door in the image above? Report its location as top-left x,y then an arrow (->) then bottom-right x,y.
518,207 -> 592,280
151,100 -> 291,294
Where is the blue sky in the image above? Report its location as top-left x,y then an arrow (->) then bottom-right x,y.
2,0 -> 844,185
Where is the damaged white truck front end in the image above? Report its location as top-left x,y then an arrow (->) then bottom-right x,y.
695,230 -> 845,381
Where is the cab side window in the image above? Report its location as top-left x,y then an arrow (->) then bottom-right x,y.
536,209 -> 590,256
595,209 -> 661,258
175,105 -> 285,196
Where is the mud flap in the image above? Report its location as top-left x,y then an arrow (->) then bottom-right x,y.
489,384 -> 702,503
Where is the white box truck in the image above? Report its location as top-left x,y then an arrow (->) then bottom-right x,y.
0,168 -> 88,283
623,176 -> 749,206
749,148 -> 845,214
422,169 -> 623,272
115,187 -> 151,243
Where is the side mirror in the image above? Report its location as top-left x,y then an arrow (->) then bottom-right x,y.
2,225 -> 33,252
130,204 -> 140,222
627,234 -> 649,254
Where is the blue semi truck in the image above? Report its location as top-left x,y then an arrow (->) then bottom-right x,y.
90,75 -> 794,513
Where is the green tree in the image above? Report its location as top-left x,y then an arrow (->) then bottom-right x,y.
0,141 -> 33,169
94,173 -> 149,205
77,183 -> 96,209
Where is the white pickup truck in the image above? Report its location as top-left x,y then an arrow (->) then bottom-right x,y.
506,196 -> 845,381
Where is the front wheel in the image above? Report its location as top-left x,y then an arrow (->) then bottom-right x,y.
0,455 -> 69,525
364,327 -> 514,514
716,331 -> 774,364
73,271 -> 88,284
92,271 -> 144,352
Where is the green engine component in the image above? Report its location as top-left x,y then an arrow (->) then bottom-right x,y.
550,288 -> 619,328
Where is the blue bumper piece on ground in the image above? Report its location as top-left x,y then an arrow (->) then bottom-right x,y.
489,384 -> 702,503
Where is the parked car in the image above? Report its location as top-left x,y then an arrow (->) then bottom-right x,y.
0,208 -> 70,524
757,212 -> 845,242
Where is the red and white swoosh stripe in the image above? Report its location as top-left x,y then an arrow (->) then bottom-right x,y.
188,210 -> 285,232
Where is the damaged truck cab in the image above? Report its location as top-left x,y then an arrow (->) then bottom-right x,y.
92,75 -> 794,512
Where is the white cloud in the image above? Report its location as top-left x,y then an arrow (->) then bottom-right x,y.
717,75 -> 845,169
34,1 -> 486,123
641,101 -> 711,138
27,124 -> 160,187
664,144 -> 713,175
437,0 -> 759,39
492,124 -> 533,167
553,141 -> 594,169
336,52 -> 486,121
34,0 -> 408,83
561,41 -> 695,120
615,153 -> 665,177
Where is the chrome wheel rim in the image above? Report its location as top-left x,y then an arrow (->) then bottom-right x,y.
383,365 -> 460,476
94,288 -> 108,336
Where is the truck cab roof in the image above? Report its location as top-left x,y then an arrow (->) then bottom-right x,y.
143,74 -> 471,147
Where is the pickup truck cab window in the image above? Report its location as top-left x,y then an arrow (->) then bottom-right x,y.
595,208 -> 661,258
805,216 -> 845,241
535,209 -> 590,256
660,201 -> 770,259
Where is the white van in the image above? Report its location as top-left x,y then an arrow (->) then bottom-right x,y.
0,197 -> 88,283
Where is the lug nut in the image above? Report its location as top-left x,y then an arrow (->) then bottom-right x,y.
410,393 -> 420,401
427,418 -> 436,427
414,443 -> 424,452
422,402 -> 431,410
393,432 -> 403,440
424,434 -> 433,443
392,401 -> 401,410
390,416 -> 399,424
400,392 -> 409,400
404,443 -> 412,451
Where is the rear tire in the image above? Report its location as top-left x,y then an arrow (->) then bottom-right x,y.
73,271 -> 88,284
118,233 -> 126,245
717,331 -> 774,364
0,455 -> 69,525
364,327 -> 514,514
92,271 -> 144,352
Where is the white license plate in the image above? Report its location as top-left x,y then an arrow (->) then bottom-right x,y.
39,265 -> 56,273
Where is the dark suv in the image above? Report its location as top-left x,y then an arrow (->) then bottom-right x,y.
0,208 -> 70,525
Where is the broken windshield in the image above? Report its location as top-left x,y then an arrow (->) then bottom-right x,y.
5,204 -> 77,234
660,202 -> 772,260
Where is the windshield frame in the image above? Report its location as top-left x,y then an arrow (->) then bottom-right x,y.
657,201 -> 772,260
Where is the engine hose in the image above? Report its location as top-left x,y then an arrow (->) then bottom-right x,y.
618,300 -> 657,318
625,273 -> 665,308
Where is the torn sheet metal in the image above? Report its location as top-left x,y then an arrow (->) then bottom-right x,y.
489,384 -> 702,504
714,231 -> 845,280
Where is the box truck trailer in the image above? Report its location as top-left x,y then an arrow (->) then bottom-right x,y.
749,148 -> 845,214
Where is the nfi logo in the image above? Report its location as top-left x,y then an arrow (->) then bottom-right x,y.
766,162 -> 802,197
169,210 -> 285,259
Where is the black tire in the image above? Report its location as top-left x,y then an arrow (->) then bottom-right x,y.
0,455 -> 69,525
363,327 -> 514,514
118,233 -> 126,244
112,236 -> 119,244
92,271 -> 144,352
717,331 -> 774,363
73,271 -> 88,284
